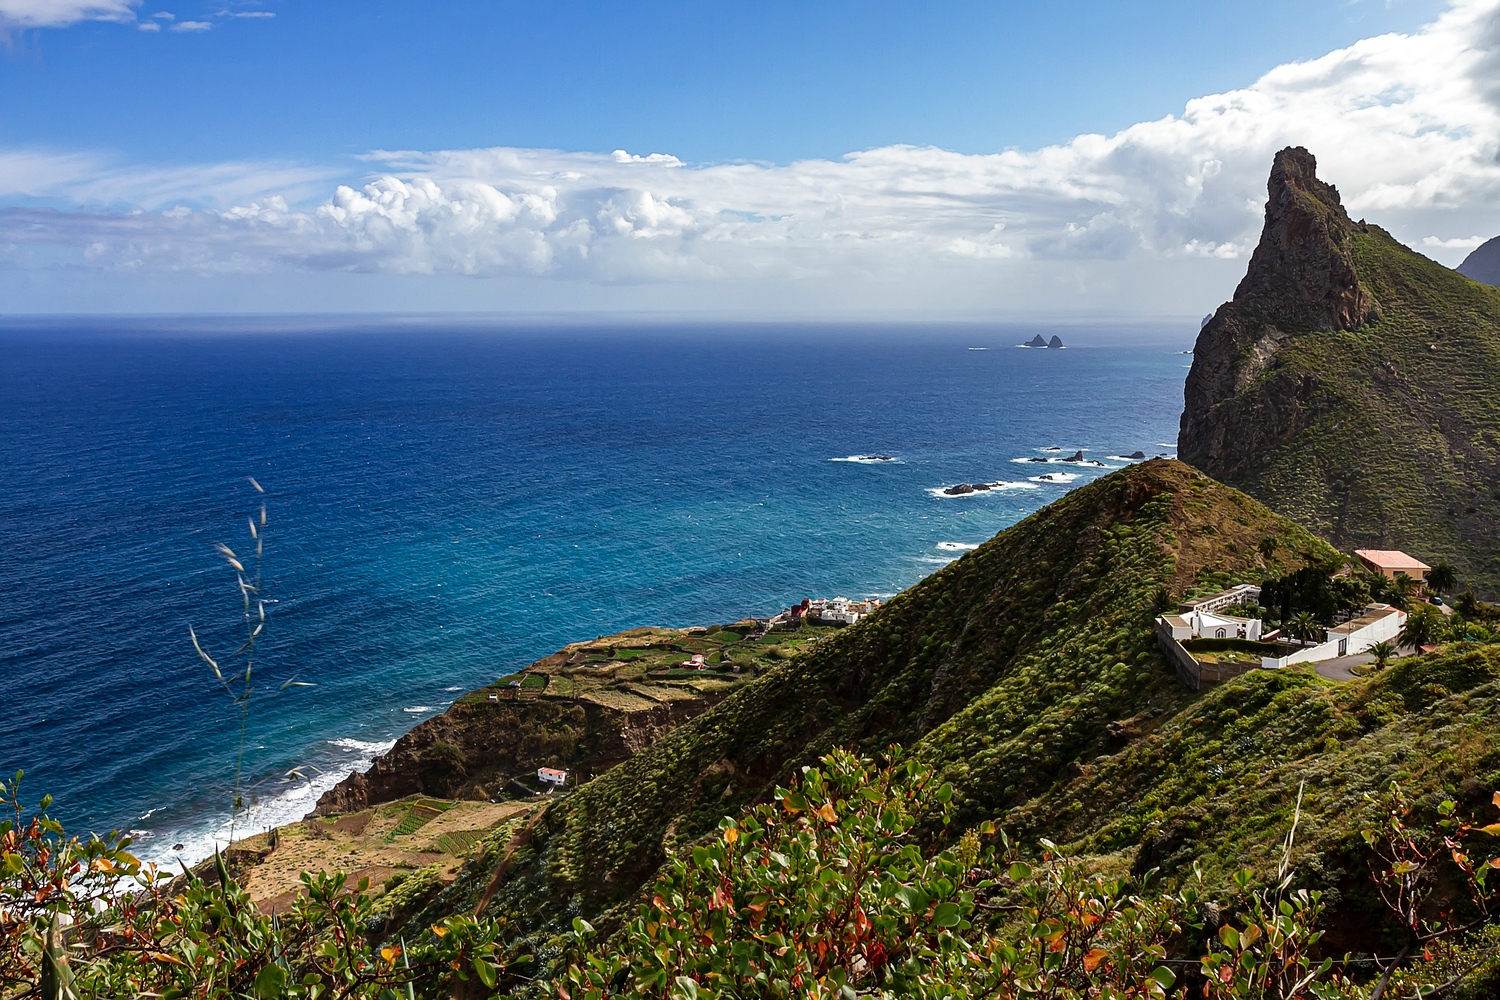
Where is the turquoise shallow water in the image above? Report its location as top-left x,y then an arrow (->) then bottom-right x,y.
0,320 -> 1191,863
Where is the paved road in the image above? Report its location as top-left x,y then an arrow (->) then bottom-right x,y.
1314,652 -> 1373,681
1313,642 -> 1418,682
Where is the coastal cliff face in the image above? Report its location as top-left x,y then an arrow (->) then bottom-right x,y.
1180,147 -> 1500,593
313,695 -> 717,816
313,621 -> 844,816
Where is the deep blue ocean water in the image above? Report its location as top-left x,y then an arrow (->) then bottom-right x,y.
0,320 -> 1192,864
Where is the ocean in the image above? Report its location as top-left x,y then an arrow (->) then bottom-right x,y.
0,319 -> 1192,865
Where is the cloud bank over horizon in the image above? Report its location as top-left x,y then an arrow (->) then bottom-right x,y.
3,0 -> 1498,316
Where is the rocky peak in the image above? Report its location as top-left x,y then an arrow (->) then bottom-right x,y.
1229,146 -> 1371,332
1180,148 -> 1373,478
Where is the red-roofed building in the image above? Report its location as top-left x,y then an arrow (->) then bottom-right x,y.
1354,550 -> 1431,583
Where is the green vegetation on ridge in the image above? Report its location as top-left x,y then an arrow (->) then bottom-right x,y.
10,459 -> 1500,997
412,462 -> 1354,970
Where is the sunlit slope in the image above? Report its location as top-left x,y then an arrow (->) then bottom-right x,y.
424,460 -> 1338,953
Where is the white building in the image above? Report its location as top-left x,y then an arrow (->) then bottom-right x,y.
1156,582 -> 1407,690
808,596 -> 882,625
1261,604 -> 1405,669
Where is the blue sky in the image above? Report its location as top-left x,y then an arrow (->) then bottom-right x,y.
3,1 -> 1444,171
0,0 -> 1496,315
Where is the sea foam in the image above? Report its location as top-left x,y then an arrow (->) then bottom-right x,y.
134,735 -> 396,869
926,482 -> 1038,499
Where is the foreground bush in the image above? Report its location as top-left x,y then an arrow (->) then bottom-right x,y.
0,773 -> 516,999
3,754 -> 1497,998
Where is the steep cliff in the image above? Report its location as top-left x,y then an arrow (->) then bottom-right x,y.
1180,147 -> 1500,594
312,622 -> 844,815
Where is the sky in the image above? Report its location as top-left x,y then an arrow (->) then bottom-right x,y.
1,0 -> 1497,317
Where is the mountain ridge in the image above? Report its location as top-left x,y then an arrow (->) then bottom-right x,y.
1180,146 -> 1500,595
1459,235 -> 1500,286
272,462 -> 1364,969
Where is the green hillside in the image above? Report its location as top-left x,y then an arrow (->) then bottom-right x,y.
403,461 -> 1383,969
1181,147 -> 1500,595
17,459 -> 1500,995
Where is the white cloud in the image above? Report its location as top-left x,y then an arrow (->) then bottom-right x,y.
1423,234 -> 1489,248
3,0 -> 1499,315
0,0 -> 136,27
0,148 -> 339,210
168,17 -> 207,30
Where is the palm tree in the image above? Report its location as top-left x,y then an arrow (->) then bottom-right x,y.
1426,562 -> 1457,598
1399,608 -> 1438,652
1388,573 -> 1417,610
1287,611 -> 1320,643
1367,640 -> 1395,670
1258,536 -> 1279,561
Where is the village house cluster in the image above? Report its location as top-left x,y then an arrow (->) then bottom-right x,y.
1156,565 -> 1411,692
754,596 -> 884,636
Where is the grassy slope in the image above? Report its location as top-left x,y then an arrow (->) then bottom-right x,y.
411,461 -> 1355,972
1011,646 -> 1500,897
1230,228 -> 1500,592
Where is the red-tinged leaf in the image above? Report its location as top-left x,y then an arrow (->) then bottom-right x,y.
1479,823 -> 1500,836
1082,947 -> 1108,972
817,801 -> 838,824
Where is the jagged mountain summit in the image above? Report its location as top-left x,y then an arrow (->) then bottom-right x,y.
1459,235 -> 1500,286
1179,146 -> 1500,595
